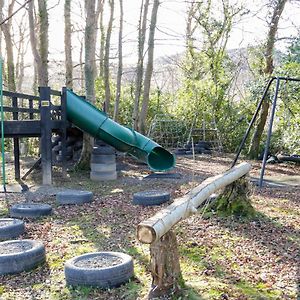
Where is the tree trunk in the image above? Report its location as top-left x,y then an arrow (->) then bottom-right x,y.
132,0 -> 149,130
79,37 -> 84,91
186,1 -> 196,56
248,0 -> 287,159
38,0 -> 49,86
76,0 -> 98,169
148,230 -> 183,299
84,0 -> 97,103
113,0 -> 123,122
138,0 -> 160,134
28,0 -> 41,90
64,0 -> 73,89
28,0 -> 49,87
16,13 -> 27,92
99,0 -> 105,78
32,62 -> 38,94
104,0 -> 114,114
0,0 -> 16,92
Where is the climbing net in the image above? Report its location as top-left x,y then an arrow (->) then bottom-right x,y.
147,114 -> 189,149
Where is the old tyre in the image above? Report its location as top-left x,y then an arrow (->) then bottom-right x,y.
202,149 -> 212,155
194,146 -> 204,154
90,171 -> 117,181
277,154 -> 300,163
51,135 -> 61,145
174,148 -> 186,155
90,163 -> 116,172
196,141 -> 211,150
91,154 -> 115,164
65,251 -> 134,288
10,203 -> 52,219
92,146 -> 115,155
74,141 -> 83,151
52,144 -> 61,152
58,149 -> 73,156
133,190 -> 170,206
66,136 -> 77,145
56,154 -> 72,162
0,239 -> 46,275
56,190 -> 93,205
0,218 -> 25,240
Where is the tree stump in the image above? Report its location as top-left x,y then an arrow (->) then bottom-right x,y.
209,175 -> 256,218
148,230 -> 183,299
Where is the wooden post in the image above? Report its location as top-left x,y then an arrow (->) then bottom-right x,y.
148,230 -> 183,299
39,87 -> 52,185
29,98 -> 34,120
12,96 -> 20,179
61,88 -> 67,177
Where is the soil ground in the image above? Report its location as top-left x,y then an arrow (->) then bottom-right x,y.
0,153 -> 299,300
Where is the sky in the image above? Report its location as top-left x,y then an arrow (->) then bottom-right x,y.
46,0 -> 300,65
7,0 -> 300,67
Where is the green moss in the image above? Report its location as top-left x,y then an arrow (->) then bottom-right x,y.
0,286 -> 5,295
32,283 -> 44,290
236,281 -> 282,299
207,177 -> 256,219
180,244 -> 208,263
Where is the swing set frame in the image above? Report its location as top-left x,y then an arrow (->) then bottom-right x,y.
232,76 -> 300,187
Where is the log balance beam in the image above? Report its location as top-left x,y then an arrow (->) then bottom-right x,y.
136,162 -> 251,299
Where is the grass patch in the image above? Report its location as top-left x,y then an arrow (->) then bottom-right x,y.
236,281 -> 282,299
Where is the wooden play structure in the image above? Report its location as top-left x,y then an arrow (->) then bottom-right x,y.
0,87 -> 70,187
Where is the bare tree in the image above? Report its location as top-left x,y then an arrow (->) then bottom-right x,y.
77,0 -> 103,169
186,1 -> 197,55
104,0 -> 114,114
28,0 -> 40,89
38,0 -> 49,86
15,12 -> 29,91
248,0 -> 287,159
79,36 -> 84,91
76,0 -> 98,169
84,0 -> 97,103
99,0 -> 105,77
138,0 -> 160,134
64,0 -> 73,89
0,0 -> 16,91
113,0 -> 123,121
28,0 -> 49,87
132,0 -> 150,130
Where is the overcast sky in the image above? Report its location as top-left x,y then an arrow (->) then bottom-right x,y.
45,0 -> 300,65
9,0 -> 300,66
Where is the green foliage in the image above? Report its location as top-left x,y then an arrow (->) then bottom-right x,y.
95,76 -> 175,130
272,44 -> 300,154
284,37 -> 300,63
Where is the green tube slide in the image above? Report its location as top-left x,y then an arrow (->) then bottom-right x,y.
66,90 -> 175,171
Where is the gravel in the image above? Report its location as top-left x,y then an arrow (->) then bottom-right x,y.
0,221 -> 13,227
0,241 -> 32,255
74,254 -> 123,269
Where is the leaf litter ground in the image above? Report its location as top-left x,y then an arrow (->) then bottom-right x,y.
0,154 -> 299,300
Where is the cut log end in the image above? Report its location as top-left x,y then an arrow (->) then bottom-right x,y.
136,225 -> 156,244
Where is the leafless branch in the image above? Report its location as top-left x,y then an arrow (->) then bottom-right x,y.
0,0 -> 32,26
